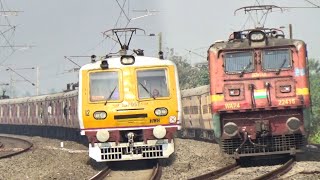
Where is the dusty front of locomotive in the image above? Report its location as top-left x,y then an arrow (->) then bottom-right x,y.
78,55 -> 181,162
208,29 -> 310,158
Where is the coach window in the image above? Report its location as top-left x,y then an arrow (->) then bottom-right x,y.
183,107 -> 190,115
262,49 -> 291,71
90,71 -> 119,102
224,51 -> 254,73
137,69 -> 169,99
202,105 -> 208,114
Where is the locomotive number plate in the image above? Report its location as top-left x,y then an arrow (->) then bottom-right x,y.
224,103 -> 240,109
278,99 -> 296,105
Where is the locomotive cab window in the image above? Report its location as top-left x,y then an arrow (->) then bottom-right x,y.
137,69 -> 169,99
224,51 -> 254,74
89,71 -> 119,102
262,49 -> 291,71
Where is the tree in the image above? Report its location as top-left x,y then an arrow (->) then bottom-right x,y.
170,55 -> 201,89
166,48 -> 209,89
198,65 -> 209,86
308,59 -> 320,143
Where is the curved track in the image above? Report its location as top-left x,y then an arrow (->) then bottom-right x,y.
189,158 -> 295,180
90,162 -> 162,180
254,158 -> 295,180
0,136 -> 33,159
188,162 -> 240,180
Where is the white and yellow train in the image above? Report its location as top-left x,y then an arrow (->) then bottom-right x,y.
78,55 -> 181,161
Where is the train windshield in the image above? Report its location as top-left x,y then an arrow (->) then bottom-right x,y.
89,71 -> 119,102
137,69 -> 169,99
262,49 -> 291,70
224,51 -> 254,73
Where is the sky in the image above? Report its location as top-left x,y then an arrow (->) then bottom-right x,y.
0,0 -> 320,97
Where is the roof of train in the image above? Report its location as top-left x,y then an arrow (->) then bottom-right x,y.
181,85 -> 209,97
80,56 -> 176,70
210,36 -> 305,52
0,90 -> 78,104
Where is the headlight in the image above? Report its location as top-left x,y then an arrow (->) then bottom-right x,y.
223,122 -> 238,137
96,130 -> 109,142
248,30 -> 266,42
120,55 -> 135,65
93,111 -> 107,120
154,107 -> 168,116
153,125 -> 166,139
286,117 -> 301,131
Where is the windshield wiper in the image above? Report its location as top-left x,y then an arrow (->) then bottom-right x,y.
276,58 -> 287,75
104,86 -> 117,105
239,61 -> 252,77
139,82 -> 155,99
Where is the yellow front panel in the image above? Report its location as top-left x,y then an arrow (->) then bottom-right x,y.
81,65 -> 179,129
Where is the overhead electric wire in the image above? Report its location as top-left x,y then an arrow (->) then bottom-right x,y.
84,0 -> 127,54
115,0 -> 130,22
0,49 -> 16,65
305,0 -> 320,7
108,0 -> 132,54
6,67 -> 35,86
0,0 -> 12,27
240,14 -> 251,30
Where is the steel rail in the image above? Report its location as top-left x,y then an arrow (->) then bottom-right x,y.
188,162 -> 240,180
0,136 -> 33,159
254,158 -> 295,180
89,162 -> 161,180
89,166 -> 111,180
149,163 -> 162,180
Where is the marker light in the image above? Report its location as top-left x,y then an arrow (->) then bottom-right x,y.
280,85 -> 291,93
100,60 -> 109,69
93,111 -> 107,120
154,107 -> 168,116
229,89 -> 240,96
120,55 -> 135,65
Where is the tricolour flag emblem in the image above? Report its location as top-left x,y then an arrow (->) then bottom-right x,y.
254,89 -> 267,99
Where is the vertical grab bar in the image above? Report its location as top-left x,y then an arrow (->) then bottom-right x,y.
265,82 -> 272,106
249,84 -> 256,109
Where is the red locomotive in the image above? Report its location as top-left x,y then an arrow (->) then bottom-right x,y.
208,28 -> 310,158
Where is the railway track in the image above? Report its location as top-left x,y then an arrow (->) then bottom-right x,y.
89,162 -> 162,180
188,162 -> 240,180
254,158 -> 295,180
0,136 -> 33,159
189,157 -> 295,180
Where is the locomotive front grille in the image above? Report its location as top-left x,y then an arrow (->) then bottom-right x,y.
221,134 -> 305,155
100,145 -> 163,160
